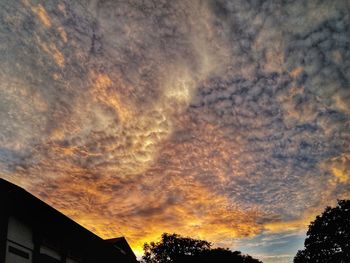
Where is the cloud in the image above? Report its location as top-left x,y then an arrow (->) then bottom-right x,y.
0,0 -> 349,259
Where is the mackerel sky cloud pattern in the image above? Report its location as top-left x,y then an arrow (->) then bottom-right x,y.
0,1 -> 349,262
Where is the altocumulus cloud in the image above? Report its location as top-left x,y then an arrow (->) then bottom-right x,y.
0,0 -> 349,261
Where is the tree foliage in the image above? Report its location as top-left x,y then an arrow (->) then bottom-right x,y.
142,233 -> 210,263
197,248 -> 263,263
294,200 -> 350,263
142,233 -> 262,263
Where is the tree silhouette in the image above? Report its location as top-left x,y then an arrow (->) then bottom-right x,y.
142,233 -> 262,263
142,233 -> 210,263
294,200 -> 350,263
196,248 -> 263,263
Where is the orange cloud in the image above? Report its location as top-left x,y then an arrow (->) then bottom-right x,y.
90,72 -> 133,123
34,34 -> 65,67
27,120 -> 267,255
23,0 -> 52,28
1,0 -> 350,261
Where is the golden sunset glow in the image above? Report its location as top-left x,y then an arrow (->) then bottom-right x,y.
1,1 -> 350,262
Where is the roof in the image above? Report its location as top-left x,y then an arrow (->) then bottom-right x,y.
105,237 -> 137,261
0,178 -> 137,263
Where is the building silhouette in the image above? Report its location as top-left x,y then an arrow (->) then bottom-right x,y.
0,179 -> 137,263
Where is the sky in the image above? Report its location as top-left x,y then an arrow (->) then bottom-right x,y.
0,0 -> 349,262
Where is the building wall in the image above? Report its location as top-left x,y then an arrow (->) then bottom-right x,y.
5,217 -> 65,263
1,214 -> 135,263
0,180 -> 136,263
4,216 -> 85,263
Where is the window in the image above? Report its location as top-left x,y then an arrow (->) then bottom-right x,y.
38,254 -> 61,263
67,250 -> 83,262
6,242 -> 32,263
66,257 -> 80,263
39,245 -> 61,262
8,246 -> 30,259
